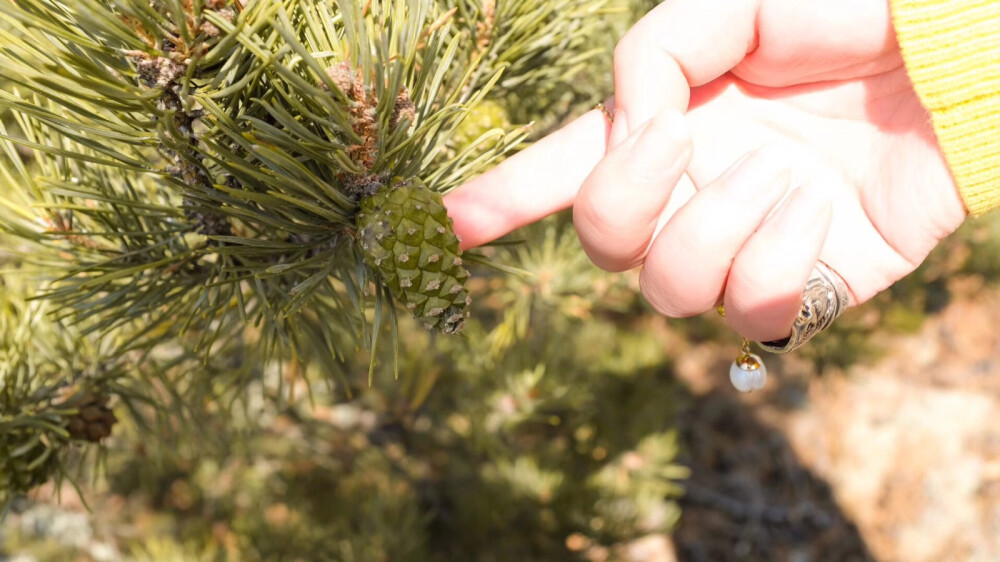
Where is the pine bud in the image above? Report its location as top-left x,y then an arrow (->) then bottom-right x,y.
324,63 -> 360,99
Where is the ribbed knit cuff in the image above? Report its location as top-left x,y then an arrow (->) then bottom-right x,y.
892,0 -> 1000,216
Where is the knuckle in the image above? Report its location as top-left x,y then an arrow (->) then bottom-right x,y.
731,142 -> 790,184
613,36 -> 636,68
724,268 -> 802,341
574,195 -> 621,238
751,142 -> 785,164
726,266 -> 775,310
638,268 -> 695,318
613,31 -> 649,74
574,204 -> 647,272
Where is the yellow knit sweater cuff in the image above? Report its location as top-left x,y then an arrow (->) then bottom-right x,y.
892,0 -> 1000,216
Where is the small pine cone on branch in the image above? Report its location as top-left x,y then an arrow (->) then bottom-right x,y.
66,393 -> 118,443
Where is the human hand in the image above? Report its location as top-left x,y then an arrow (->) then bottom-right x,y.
445,0 -> 967,342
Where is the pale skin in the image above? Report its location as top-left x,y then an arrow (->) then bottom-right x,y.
444,0 -> 967,342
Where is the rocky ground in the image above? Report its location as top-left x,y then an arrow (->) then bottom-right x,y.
671,276 -> 1000,562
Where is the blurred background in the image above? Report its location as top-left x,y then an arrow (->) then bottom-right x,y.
4,1 -> 1000,561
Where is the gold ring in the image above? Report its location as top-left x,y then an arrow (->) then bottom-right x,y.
595,102 -> 613,123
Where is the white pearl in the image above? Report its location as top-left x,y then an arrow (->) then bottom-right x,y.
729,354 -> 767,393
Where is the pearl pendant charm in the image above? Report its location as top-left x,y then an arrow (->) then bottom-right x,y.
729,348 -> 766,393
716,308 -> 768,393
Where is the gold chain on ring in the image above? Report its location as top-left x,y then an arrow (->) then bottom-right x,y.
717,304 -> 767,393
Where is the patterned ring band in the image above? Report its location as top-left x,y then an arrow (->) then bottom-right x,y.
757,260 -> 851,354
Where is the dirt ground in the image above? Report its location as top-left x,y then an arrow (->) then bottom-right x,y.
668,278 -> 1000,562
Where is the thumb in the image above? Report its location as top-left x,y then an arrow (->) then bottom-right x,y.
444,108 -> 609,250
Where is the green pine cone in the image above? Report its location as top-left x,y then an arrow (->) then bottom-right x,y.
356,179 -> 470,334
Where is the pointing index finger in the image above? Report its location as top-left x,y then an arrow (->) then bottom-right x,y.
444,107 -> 610,250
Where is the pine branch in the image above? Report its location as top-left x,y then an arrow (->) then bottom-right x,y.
0,279 -> 132,511
0,0 -> 607,373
